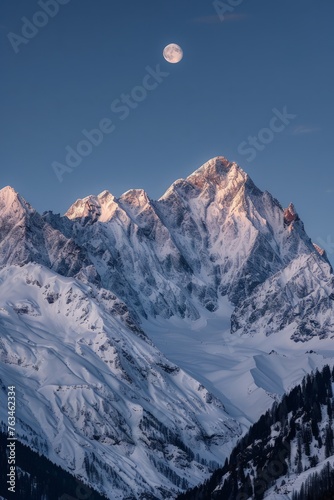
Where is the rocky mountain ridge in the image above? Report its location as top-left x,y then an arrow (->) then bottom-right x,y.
0,155 -> 334,498
43,156 -> 334,342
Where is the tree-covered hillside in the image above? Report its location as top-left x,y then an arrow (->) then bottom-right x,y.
178,365 -> 334,500
0,430 -> 107,499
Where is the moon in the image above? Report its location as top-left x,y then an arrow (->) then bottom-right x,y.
163,43 -> 183,64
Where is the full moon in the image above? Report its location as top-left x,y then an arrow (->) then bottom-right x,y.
163,43 -> 183,64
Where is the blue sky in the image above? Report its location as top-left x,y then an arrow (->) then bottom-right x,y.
1,0 -> 334,260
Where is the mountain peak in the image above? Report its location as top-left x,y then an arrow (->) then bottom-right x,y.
117,189 -> 151,221
65,195 -> 101,221
96,190 -> 118,222
0,185 -> 21,203
119,188 -> 150,206
194,156 -> 234,173
159,156 -> 253,206
186,156 -> 247,190
284,202 -> 299,225
65,190 -> 118,223
0,185 -> 17,195
0,185 -> 34,215
97,189 -> 113,199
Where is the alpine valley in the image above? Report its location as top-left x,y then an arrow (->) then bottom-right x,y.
1,156 -> 334,499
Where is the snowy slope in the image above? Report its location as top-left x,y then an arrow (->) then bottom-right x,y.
144,300 -> 334,427
0,263 -> 240,499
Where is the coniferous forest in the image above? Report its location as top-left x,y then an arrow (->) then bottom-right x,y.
0,430 -> 107,500
178,365 -> 334,500
291,461 -> 334,500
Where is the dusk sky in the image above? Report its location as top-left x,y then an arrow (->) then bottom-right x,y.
1,1 -> 334,261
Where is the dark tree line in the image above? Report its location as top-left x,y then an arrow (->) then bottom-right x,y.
177,365 -> 334,500
292,461 -> 334,500
0,431 -> 107,499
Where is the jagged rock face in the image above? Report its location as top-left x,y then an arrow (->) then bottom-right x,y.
47,188 -> 206,320
2,155 -> 334,340
155,158 -> 285,306
0,186 -> 91,277
44,157 -> 334,341
231,252 -> 334,340
284,202 -> 298,225
313,242 -> 326,257
64,190 -> 118,223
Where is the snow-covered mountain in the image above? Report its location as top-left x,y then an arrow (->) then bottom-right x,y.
0,186 -> 93,278
45,156 -> 334,341
0,264 -> 240,499
1,156 -> 334,498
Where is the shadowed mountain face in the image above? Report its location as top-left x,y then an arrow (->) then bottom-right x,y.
0,186 -> 92,278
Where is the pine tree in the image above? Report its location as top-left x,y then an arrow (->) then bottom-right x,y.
325,425 -> 334,458
303,425 -> 312,456
327,398 -> 333,421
